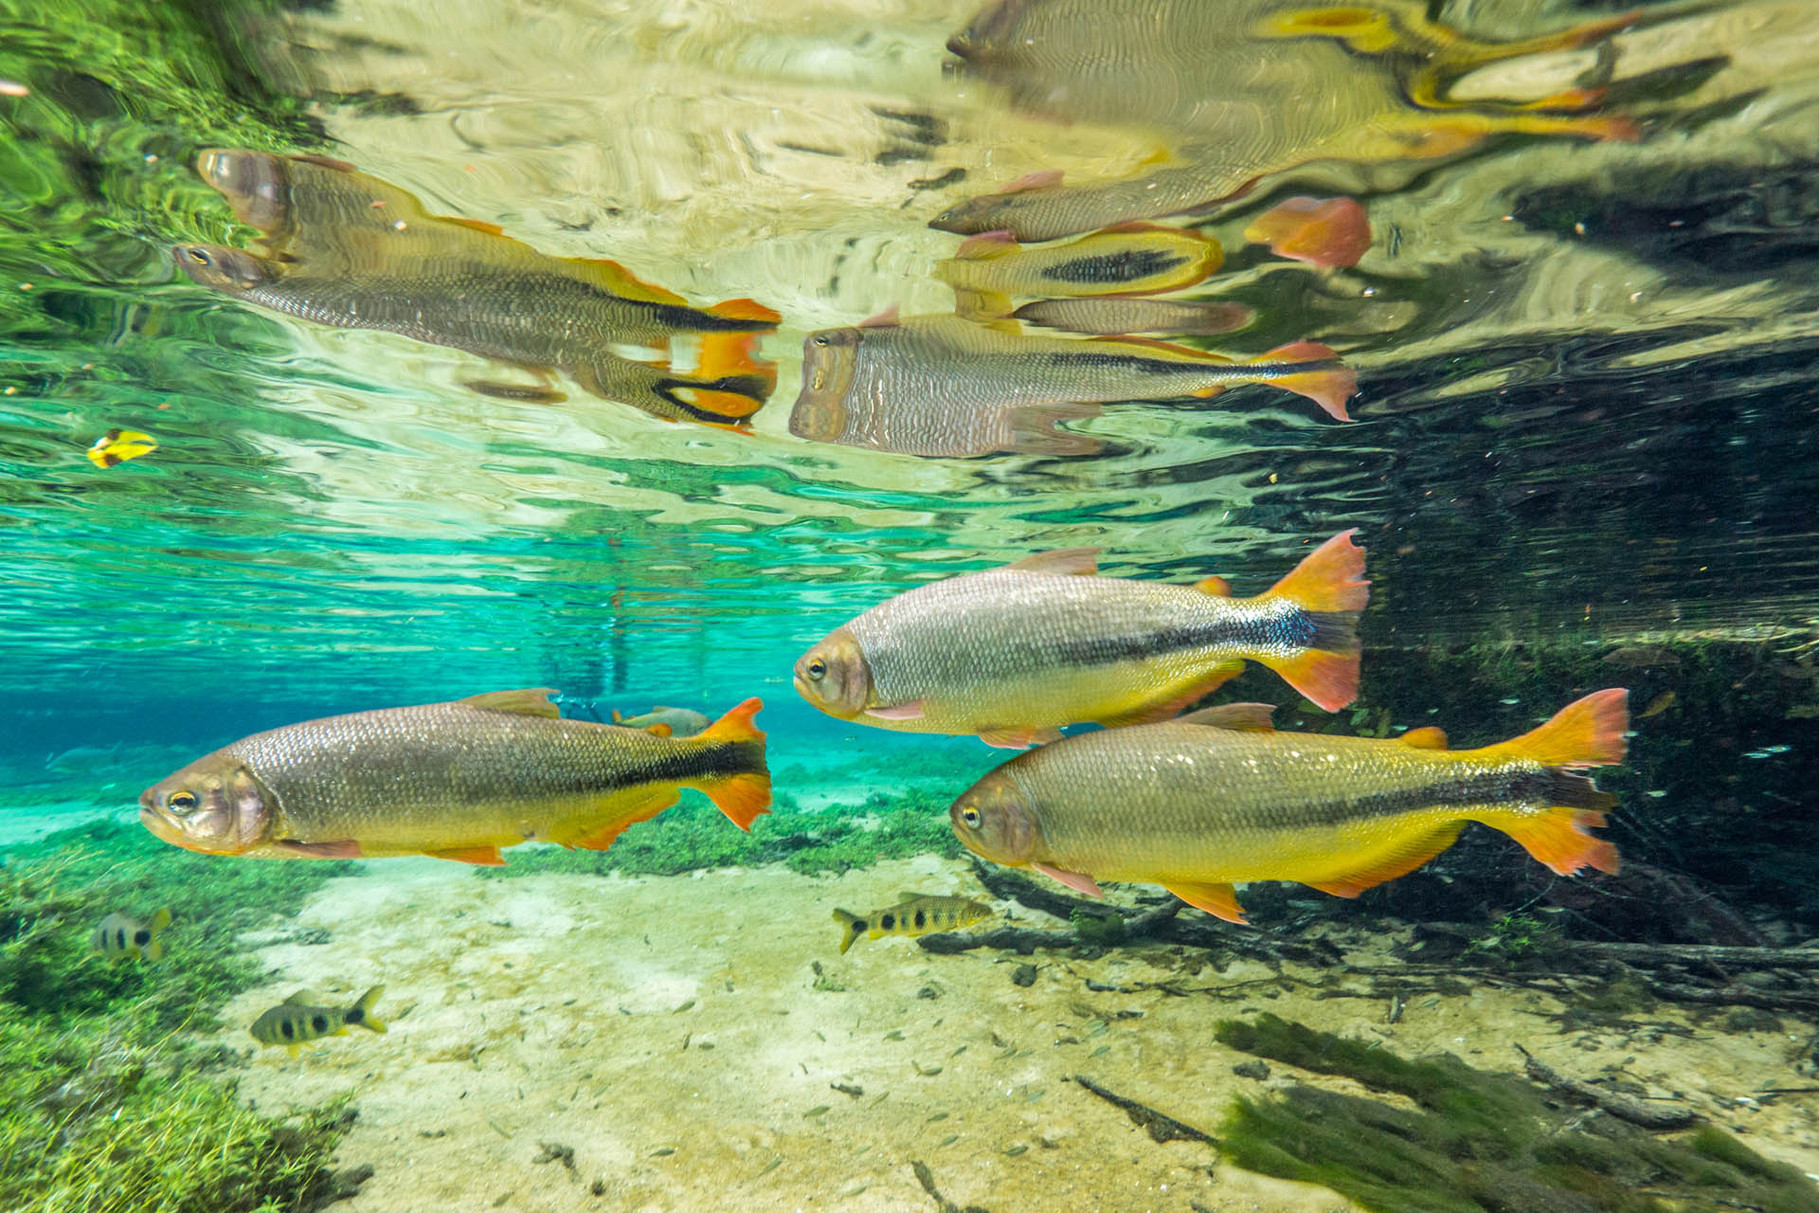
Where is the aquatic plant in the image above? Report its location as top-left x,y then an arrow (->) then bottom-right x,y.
1214,1013 -> 1819,1213
0,820 -> 358,1210
1462,911 -> 1563,963
479,788 -> 963,880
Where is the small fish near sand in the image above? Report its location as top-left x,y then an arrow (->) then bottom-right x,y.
935,223 -> 1222,319
138,691 -> 770,864
91,908 -> 172,961
787,312 -> 1355,458
795,530 -> 1367,748
611,706 -> 711,737
174,149 -> 781,426
833,894 -> 993,953
950,690 -> 1630,922
251,986 -> 386,1057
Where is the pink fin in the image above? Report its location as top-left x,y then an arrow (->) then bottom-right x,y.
859,305 -> 901,328
426,845 -> 505,866
1001,548 -> 1099,576
955,230 -> 1019,259
1001,169 -> 1065,194
1176,702 -> 1277,731
865,700 -> 926,720
978,726 -> 1063,749
1164,881 -> 1248,924
272,839 -> 363,860
1032,863 -> 1102,898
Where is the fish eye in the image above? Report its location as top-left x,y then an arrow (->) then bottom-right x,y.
167,790 -> 199,815
960,806 -> 982,829
806,657 -> 827,681
812,335 -> 829,347
188,248 -> 212,266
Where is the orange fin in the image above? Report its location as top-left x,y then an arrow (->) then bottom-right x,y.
1253,531 -> 1367,711
695,698 -> 771,830
272,839 -> 363,859
1244,197 -> 1371,270
645,723 -> 673,738
1257,341 -> 1357,421
1176,702 -> 1277,731
1001,169 -> 1065,194
1195,575 -> 1232,596
1400,726 -> 1448,750
1482,689 -> 1630,768
978,726 -> 1063,749
1262,529 -> 1369,613
694,331 -> 777,386
1001,548 -> 1099,576
1260,649 -> 1360,714
865,699 -> 925,721
1305,823 -> 1464,898
1097,661 -> 1246,728
443,215 -> 507,237
426,845 -> 505,866
561,790 -> 679,851
708,297 -> 781,325
1164,881 -> 1247,925
461,688 -> 561,718
1485,807 -> 1621,877
954,230 -> 1019,259
567,257 -> 689,305
1032,862 -> 1102,898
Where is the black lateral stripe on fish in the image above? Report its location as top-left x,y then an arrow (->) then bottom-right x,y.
1023,602 -> 1346,668
1037,248 -> 1193,285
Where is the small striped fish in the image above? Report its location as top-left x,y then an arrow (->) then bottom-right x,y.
833,894 -> 993,953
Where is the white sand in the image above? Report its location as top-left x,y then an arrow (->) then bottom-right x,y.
215,859 -> 1819,1211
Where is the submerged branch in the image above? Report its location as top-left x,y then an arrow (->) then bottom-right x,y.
1070,1074 -> 1220,1146
1514,1044 -> 1697,1129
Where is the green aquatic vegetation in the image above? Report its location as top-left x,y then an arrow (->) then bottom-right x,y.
479,788 -> 963,880
0,818 -> 358,1210
1462,912 -> 1563,963
1215,1013 -> 1819,1213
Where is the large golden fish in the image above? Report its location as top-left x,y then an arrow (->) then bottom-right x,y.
138,690 -> 769,864
174,150 -> 781,426
935,0 -> 1641,240
949,690 -> 1628,922
794,530 -> 1367,748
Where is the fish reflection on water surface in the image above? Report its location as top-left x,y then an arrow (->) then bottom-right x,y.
788,312 -> 1354,457
951,690 -> 1630,922
934,223 -> 1223,320
138,690 -> 770,864
173,150 -> 782,426
936,0 -> 1645,240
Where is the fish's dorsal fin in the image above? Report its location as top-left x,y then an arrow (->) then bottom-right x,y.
897,890 -> 931,904
859,304 -> 901,328
462,688 -> 561,718
563,257 -> 690,306
1000,548 -> 1099,576
953,230 -> 1020,260
1400,726 -> 1448,749
1195,575 -> 1233,596
282,988 -> 322,1006
1000,168 -> 1065,194
1176,702 -> 1277,731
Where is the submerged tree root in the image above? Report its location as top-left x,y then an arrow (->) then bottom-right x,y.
1070,1075 -> 1220,1146
1514,1045 -> 1697,1130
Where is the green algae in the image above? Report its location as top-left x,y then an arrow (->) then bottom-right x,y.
478,789 -> 963,881
1214,1013 -> 1819,1213
0,820 -> 358,1211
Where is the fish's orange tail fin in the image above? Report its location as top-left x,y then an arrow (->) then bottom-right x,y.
1255,342 -> 1358,421
708,297 -> 782,326
1483,688 -> 1630,769
1253,530 -> 1369,712
695,698 -> 772,830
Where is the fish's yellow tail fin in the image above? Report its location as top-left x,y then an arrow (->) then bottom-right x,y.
350,985 -> 387,1034
1482,688 -> 1630,769
832,909 -> 864,955
694,698 -> 772,831
1255,342 -> 1358,421
1252,530 -> 1368,712
144,907 -> 173,962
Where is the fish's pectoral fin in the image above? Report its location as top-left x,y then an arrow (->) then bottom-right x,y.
1005,402 -> 1105,457
864,699 -> 926,721
1164,881 -> 1248,925
272,839 -> 364,860
1031,863 -> 1102,898
1304,823 -> 1466,898
461,688 -> 562,718
425,845 -> 506,866
952,287 -> 1015,320
555,790 -> 679,852
1000,548 -> 1099,577
977,726 -> 1063,749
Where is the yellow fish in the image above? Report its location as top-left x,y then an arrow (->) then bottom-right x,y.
935,223 -> 1222,319
91,908 -> 172,961
87,429 -> 157,468
251,986 -> 386,1056
832,894 -> 993,953
950,690 -> 1629,923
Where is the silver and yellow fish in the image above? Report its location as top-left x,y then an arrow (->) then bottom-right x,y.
91,908 -> 172,961
935,223 -> 1222,319
795,530 -> 1367,748
251,986 -> 386,1056
950,691 -> 1629,923
832,894 -> 993,953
